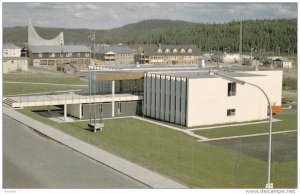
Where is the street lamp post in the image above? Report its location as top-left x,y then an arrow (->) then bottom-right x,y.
214,72 -> 273,188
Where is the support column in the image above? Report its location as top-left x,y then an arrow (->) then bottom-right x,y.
64,104 -> 67,121
112,80 -> 115,117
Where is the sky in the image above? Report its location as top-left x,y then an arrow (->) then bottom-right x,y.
2,2 -> 298,29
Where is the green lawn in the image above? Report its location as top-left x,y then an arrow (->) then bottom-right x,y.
194,113 -> 297,138
3,72 -> 88,96
3,83 -> 84,96
3,73 -> 87,85
17,107 -> 297,188
29,66 -> 65,73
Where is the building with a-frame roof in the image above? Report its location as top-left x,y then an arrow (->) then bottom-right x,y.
27,19 -> 91,67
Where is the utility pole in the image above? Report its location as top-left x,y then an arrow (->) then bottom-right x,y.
239,20 -> 243,55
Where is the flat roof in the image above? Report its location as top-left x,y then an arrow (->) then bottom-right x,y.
95,71 -> 144,81
91,63 -> 278,72
81,64 -> 280,80
149,71 -> 265,79
29,45 -> 91,53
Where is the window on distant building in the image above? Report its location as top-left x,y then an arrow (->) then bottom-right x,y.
227,109 -> 236,116
66,53 -> 72,57
157,49 -> 162,53
85,53 -> 90,57
165,49 -> 170,53
38,53 -> 42,58
228,82 -> 236,96
77,53 -> 81,57
50,53 -> 55,58
173,49 -> 178,53
180,49 -> 185,53
187,48 -> 192,53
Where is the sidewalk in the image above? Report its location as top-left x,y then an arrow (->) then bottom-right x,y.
133,116 -> 208,141
3,106 -> 187,189
197,130 -> 297,142
187,119 -> 281,131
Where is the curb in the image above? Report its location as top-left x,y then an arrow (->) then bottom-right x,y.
3,106 -> 188,189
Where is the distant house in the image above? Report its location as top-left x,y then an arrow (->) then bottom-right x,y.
3,43 -> 28,73
272,58 -> 293,69
29,45 -> 91,67
3,43 -> 22,57
134,44 -> 202,65
211,53 -> 222,62
242,58 -> 260,66
221,52 -> 241,63
94,44 -> 134,64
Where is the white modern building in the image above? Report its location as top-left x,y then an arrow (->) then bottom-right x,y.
144,68 -> 282,127
3,43 -> 28,73
272,58 -> 293,69
5,63 -> 283,127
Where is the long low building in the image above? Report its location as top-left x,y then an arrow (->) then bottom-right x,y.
29,45 -> 91,67
5,63 -> 283,127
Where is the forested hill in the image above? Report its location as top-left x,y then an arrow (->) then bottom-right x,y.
3,18 -> 297,53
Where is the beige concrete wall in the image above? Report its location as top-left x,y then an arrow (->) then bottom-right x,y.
2,59 -> 28,73
67,104 -> 82,119
186,70 -> 282,127
187,77 -> 267,127
3,62 -> 9,74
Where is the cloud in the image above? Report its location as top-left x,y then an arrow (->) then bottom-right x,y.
86,4 -> 98,10
26,2 -> 42,8
75,12 -> 84,18
75,4 -> 84,10
2,2 -> 297,29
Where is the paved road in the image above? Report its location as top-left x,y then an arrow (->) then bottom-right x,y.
3,115 -> 148,189
208,131 -> 297,162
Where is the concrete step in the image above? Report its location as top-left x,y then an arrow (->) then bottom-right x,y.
3,98 -> 17,107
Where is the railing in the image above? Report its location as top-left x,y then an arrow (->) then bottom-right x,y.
11,90 -> 143,108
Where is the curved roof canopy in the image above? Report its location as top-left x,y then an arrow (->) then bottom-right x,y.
28,19 -> 64,46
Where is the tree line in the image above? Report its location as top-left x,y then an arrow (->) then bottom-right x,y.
3,18 -> 297,54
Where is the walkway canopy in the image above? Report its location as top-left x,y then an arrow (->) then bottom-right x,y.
95,71 -> 144,81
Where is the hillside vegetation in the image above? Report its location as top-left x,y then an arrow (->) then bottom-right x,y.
3,18 -> 297,53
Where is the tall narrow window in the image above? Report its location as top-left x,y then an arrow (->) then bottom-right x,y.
227,109 -> 236,116
117,102 -> 122,114
228,82 -> 236,96
99,103 -> 103,113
